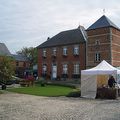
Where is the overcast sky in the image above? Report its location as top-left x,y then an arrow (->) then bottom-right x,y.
0,0 -> 120,53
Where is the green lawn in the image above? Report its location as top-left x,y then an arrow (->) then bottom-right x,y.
7,85 -> 74,97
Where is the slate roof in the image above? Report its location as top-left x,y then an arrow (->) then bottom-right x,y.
12,54 -> 29,62
87,15 -> 120,30
37,26 -> 87,48
0,43 -> 11,56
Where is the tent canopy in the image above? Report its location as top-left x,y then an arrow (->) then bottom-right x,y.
81,60 -> 120,75
81,60 -> 120,98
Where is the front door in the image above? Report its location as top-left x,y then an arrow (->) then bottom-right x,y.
52,64 -> 57,80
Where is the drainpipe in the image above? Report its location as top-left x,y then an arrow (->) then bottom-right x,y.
79,26 -> 87,69
85,34 -> 88,69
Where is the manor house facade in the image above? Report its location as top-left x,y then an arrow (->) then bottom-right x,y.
37,15 -> 120,80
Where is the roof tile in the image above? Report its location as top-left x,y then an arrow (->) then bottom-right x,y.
37,26 -> 86,48
87,15 -> 119,30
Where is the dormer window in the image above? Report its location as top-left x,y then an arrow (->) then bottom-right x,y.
52,47 -> 57,56
42,49 -> 46,57
73,45 -> 79,55
63,47 -> 67,56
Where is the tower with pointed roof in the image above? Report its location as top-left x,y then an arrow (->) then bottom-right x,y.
86,15 -> 120,68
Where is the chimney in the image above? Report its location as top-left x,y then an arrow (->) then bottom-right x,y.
47,37 -> 50,40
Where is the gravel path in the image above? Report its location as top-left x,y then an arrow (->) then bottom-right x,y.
0,92 -> 120,120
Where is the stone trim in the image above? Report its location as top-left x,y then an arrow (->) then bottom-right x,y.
87,33 -> 110,37
87,50 -> 110,53
88,43 -> 110,46
112,50 -> 120,54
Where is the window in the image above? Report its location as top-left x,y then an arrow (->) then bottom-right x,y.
73,45 -> 79,55
52,47 -> 57,56
74,63 -> 80,74
63,47 -> 67,56
95,40 -> 100,45
23,62 -> 26,67
95,52 -> 100,62
16,62 -> 19,66
63,64 -> 68,74
42,49 -> 46,57
42,64 -> 47,74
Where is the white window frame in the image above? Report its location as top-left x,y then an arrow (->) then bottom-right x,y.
63,64 -> 68,74
74,63 -> 80,74
63,47 -> 67,56
95,52 -> 100,62
52,47 -> 57,56
43,49 -> 46,57
73,45 -> 79,55
42,64 -> 47,74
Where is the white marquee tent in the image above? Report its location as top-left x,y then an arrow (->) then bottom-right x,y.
81,60 -> 120,99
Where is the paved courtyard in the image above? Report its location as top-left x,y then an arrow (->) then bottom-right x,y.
0,92 -> 120,120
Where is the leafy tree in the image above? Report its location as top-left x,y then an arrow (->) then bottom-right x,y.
16,47 -> 38,68
0,56 -> 15,84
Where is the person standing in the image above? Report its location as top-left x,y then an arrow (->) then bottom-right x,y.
108,76 -> 116,88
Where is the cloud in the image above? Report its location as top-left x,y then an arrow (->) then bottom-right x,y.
0,0 -> 120,53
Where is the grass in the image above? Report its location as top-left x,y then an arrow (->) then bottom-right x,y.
7,85 -> 75,97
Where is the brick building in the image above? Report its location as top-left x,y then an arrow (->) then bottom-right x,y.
37,26 -> 87,80
0,43 -> 30,78
87,15 -> 120,68
12,54 -> 30,78
37,15 -> 120,80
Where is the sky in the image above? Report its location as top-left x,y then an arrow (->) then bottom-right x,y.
0,0 -> 120,54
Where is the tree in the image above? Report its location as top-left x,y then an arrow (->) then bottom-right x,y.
16,47 -> 38,68
0,56 -> 15,84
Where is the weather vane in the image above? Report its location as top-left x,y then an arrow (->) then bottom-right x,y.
103,9 -> 105,15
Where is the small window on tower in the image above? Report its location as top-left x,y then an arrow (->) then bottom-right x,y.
95,52 -> 100,62
95,40 -> 100,45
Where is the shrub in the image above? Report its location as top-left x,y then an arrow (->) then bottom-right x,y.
35,79 -> 46,87
66,91 -> 81,97
46,82 -> 76,89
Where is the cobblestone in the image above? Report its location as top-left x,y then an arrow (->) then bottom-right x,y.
0,92 -> 120,120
